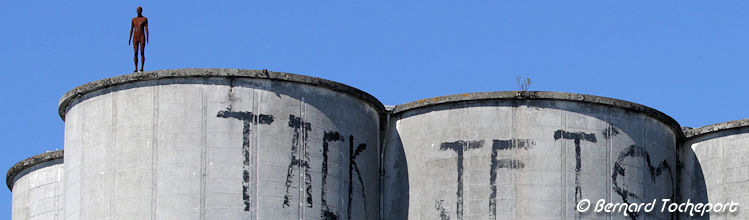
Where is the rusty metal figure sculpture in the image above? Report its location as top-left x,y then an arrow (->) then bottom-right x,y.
129,6 -> 149,72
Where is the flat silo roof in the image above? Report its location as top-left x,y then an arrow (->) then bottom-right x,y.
391,91 -> 685,141
6,150 -> 64,191
684,118 -> 749,139
58,68 -> 386,121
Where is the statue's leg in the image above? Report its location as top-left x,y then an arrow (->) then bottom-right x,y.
133,40 -> 139,72
139,41 -> 146,72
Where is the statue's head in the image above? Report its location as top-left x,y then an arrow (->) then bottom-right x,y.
137,6 -> 143,14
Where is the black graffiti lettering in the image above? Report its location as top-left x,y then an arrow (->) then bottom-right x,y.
347,135 -> 368,220
492,139 -> 534,151
439,140 -> 484,220
494,159 -> 524,169
553,130 -> 596,212
612,145 -> 674,220
435,200 -> 450,220
217,109 -> 274,212
321,131 -> 343,220
489,139 -> 534,219
322,210 -> 338,220
283,115 -> 313,208
602,125 -> 620,139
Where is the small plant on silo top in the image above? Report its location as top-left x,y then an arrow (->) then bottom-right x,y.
516,75 -> 532,92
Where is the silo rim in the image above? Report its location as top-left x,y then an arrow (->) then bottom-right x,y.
6,150 -> 64,191
684,118 -> 749,139
58,68 -> 386,121
391,91 -> 685,140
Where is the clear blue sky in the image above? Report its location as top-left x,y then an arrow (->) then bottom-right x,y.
1,1 -> 747,216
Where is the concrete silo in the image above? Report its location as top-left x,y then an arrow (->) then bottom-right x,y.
6,150 -> 64,220
681,119 -> 749,219
381,91 -> 682,220
58,69 -> 384,219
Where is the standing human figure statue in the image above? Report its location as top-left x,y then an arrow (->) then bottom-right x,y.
129,6 -> 149,72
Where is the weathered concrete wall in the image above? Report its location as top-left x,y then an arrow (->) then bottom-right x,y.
382,91 -> 682,220
7,151 -> 64,220
681,119 -> 749,219
59,69 -> 383,220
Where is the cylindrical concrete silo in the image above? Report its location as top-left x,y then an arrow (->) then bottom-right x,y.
6,150 -> 64,220
382,91 -> 682,220
58,69 -> 384,220
681,119 -> 749,219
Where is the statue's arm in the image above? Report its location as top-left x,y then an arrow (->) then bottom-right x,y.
128,20 -> 133,45
145,19 -> 149,44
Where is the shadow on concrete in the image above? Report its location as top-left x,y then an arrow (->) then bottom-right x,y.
679,146 -> 709,220
381,126 -> 409,220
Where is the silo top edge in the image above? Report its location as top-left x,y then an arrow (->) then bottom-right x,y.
6,150 -> 64,191
684,118 -> 749,139
58,68 -> 386,120
391,91 -> 685,140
